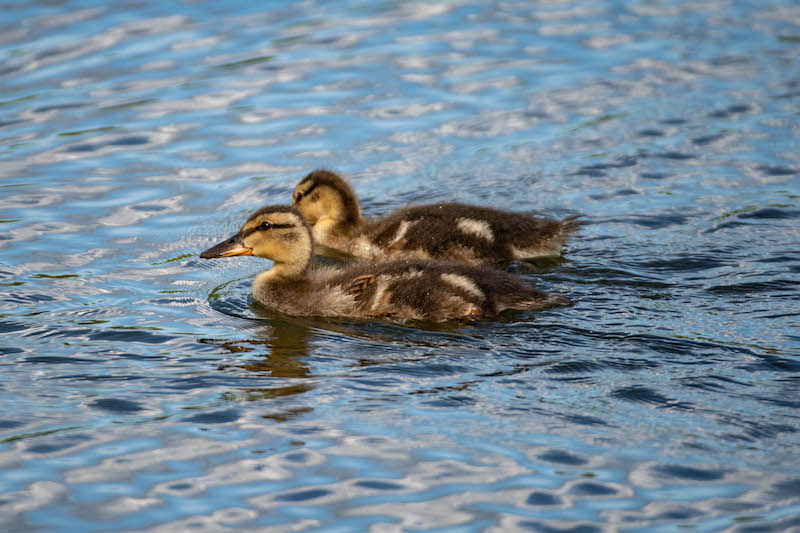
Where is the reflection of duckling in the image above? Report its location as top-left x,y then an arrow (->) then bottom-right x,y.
292,169 -> 581,265
200,206 -> 570,322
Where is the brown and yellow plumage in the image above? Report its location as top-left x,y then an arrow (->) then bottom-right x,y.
200,206 -> 570,322
292,169 -> 582,265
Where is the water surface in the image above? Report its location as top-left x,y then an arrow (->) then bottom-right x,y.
1,0 -> 799,531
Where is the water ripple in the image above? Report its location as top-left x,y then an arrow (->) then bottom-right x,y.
1,0 -> 798,531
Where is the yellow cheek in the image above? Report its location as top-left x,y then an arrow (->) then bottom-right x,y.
297,202 -> 322,224
243,235 -> 263,253
262,243 -> 277,258
297,207 -> 313,223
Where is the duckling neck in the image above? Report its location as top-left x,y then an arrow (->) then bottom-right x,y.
256,261 -> 308,284
317,214 -> 365,239
330,196 -> 362,228
252,263 -> 311,314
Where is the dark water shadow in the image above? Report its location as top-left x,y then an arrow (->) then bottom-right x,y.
200,317 -> 312,380
246,300 -> 488,350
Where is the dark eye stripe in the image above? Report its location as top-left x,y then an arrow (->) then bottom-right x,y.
241,223 -> 294,238
297,181 -> 319,199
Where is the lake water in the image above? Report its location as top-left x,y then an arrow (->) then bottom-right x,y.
1,0 -> 799,531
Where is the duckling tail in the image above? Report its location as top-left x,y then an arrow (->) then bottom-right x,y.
511,292 -> 572,311
559,214 -> 584,239
545,294 -> 572,307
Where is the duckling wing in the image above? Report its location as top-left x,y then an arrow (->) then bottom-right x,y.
346,274 -> 375,297
321,259 -> 569,321
364,203 -> 580,264
420,204 -> 582,260
365,206 -> 503,263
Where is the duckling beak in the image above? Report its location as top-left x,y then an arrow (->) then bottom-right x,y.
200,233 -> 253,259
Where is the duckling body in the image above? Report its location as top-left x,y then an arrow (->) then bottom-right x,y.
200,206 -> 570,322
292,170 -> 581,265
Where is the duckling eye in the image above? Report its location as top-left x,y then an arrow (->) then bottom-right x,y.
258,221 -> 272,231
294,192 -> 304,202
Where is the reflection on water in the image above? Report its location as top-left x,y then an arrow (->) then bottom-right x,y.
209,321 -> 313,379
1,0 -> 800,530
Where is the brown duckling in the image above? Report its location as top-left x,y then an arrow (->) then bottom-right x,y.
200,205 -> 570,322
292,169 -> 581,265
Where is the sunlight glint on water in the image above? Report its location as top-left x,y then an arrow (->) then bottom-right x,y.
0,0 -> 798,531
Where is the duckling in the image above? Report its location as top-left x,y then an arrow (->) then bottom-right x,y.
200,205 -> 570,322
292,169 -> 582,265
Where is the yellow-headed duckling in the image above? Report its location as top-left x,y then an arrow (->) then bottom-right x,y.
200,205 -> 570,322
292,169 -> 582,265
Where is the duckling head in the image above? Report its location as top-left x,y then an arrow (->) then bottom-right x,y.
292,169 -> 361,228
200,206 -> 312,279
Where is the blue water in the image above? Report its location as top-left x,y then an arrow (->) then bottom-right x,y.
1,0 -> 799,531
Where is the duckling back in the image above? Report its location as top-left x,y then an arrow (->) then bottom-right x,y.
202,201 -> 572,322
292,170 -> 581,265
257,259 -> 570,322
366,203 -> 582,265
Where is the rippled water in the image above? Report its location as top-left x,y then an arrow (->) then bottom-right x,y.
2,0 -> 799,531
